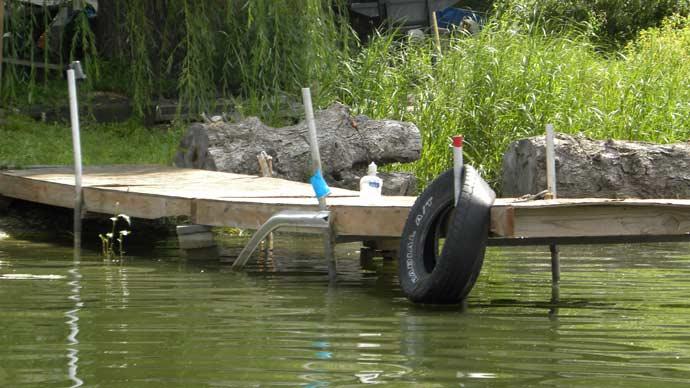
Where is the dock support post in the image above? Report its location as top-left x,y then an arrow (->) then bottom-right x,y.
323,224 -> 336,282
232,89 -> 337,276
176,225 -> 219,260
452,136 -> 463,206
67,62 -> 86,250
545,124 -> 561,285
302,87 -> 337,278
257,151 -> 275,260
549,243 -> 560,284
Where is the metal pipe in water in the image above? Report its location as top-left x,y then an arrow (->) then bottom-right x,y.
545,123 -> 560,284
301,88 -> 336,279
301,88 -> 329,210
67,66 -> 84,248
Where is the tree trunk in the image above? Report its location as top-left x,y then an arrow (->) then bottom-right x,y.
174,103 -> 421,195
502,133 -> 690,199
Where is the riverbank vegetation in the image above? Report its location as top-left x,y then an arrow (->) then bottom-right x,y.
0,115 -> 182,168
1,0 -> 689,190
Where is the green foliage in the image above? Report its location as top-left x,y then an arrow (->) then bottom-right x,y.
2,0 -> 353,120
335,16 -> 690,190
494,0 -> 690,46
3,1 -> 689,196
1,0 -> 100,104
0,115 -> 185,168
116,0 -> 352,118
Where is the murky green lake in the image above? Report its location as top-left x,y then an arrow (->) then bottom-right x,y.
1,229 -> 690,387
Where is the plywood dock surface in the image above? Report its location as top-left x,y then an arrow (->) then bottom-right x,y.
1,165 -> 690,241
0,165 -> 415,238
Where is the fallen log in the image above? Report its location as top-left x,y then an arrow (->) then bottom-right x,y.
174,103 -> 421,195
502,133 -> 690,199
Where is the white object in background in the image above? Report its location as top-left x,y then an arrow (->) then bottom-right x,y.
360,162 -> 383,199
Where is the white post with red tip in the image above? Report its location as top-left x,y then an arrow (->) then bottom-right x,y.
452,135 -> 464,206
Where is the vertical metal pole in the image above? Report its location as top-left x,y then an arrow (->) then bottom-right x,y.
550,243 -> 560,283
431,11 -> 442,57
324,219 -> 337,283
301,88 -> 336,279
452,135 -> 463,206
67,68 -> 83,249
545,124 -> 560,284
301,88 -> 326,211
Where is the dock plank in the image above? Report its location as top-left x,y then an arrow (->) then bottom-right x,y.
0,165 -> 416,237
1,165 -> 689,240
493,198 -> 690,239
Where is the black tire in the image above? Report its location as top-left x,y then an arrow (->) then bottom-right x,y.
398,165 -> 496,303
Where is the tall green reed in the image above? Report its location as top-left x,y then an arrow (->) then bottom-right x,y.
335,15 -> 690,190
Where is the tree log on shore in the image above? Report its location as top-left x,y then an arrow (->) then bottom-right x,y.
174,103 -> 421,195
502,133 -> 690,199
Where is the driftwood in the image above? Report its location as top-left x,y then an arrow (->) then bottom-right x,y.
174,103 -> 421,195
502,133 -> 690,199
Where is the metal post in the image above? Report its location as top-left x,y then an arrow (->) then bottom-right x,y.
545,124 -> 560,284
550,243 -> 560,283
301,88 -> 328,211
67,63 -> 84,249
431,11 -> 442,57
323,221 -> 337,283
301,88 -> 336,279
452,135 -> 463,206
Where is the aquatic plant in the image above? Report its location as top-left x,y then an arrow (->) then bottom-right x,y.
99,212 -> 131,261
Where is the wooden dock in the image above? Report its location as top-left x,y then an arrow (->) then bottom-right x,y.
1,165 -> 689,244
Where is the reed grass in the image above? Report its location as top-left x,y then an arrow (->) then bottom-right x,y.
335,15 -> 690,189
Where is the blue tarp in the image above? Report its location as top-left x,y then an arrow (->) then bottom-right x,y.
436,7 -> 483,29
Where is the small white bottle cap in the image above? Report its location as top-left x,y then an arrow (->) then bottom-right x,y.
368,162 -> 377,175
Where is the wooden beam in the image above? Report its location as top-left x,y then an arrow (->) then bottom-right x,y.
490,198 -> 690,238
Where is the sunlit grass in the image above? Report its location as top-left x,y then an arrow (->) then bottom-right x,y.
0,115 -> 184,168
335,16 -> 690,190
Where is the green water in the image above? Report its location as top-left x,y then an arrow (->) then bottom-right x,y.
1,230 -> 690,387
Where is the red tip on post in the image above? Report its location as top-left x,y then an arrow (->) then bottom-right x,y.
452,135 -> 463,148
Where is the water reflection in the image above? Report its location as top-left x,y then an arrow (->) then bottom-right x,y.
0,231 -> 690,386
65,249 -> 83,388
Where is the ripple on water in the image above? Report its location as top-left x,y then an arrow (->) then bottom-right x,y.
0,233 -> 690,386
